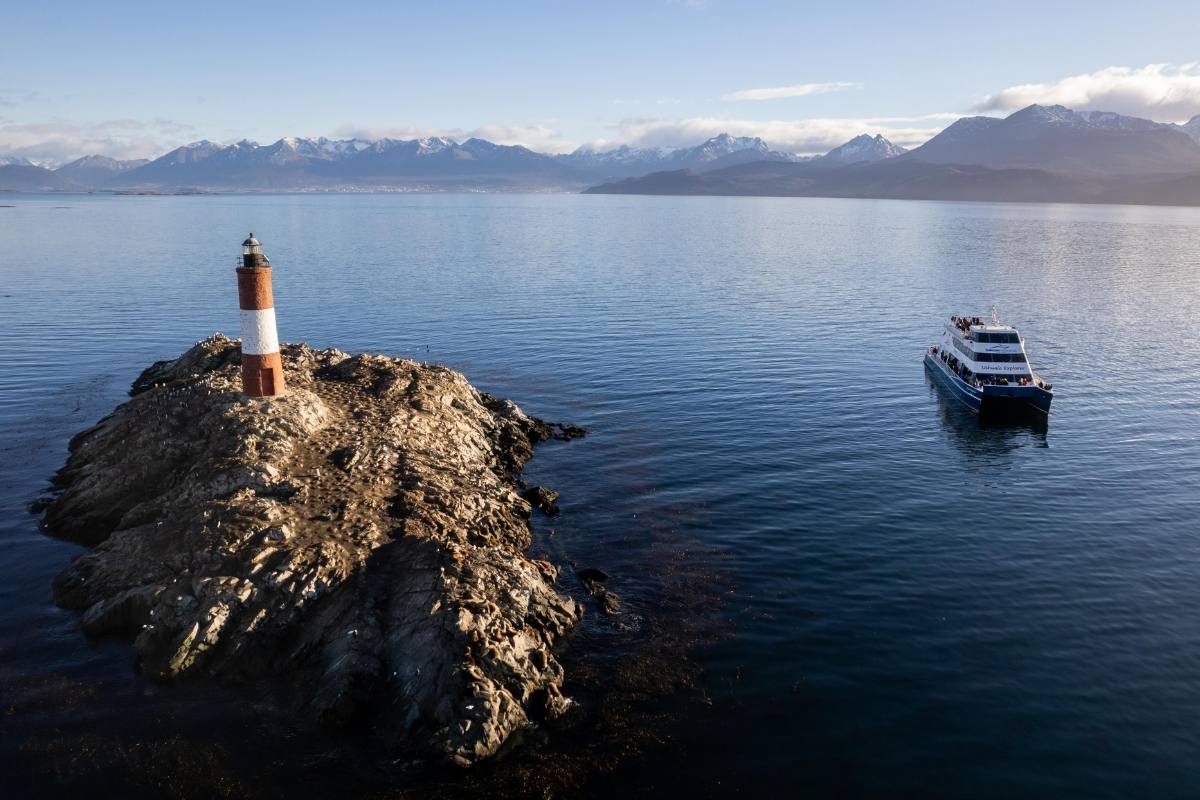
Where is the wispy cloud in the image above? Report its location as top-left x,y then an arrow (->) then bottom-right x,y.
975,63 -> 1200,122
0,90 -> 39,109
0,117 -> 198,166
587,113 -> 951,155
721,82 -> 862,102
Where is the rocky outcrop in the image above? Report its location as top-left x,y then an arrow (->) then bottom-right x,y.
40,334 -> 585,765
522,485 -> 561,516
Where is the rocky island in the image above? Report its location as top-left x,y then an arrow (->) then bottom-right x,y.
38,335 -> 586,765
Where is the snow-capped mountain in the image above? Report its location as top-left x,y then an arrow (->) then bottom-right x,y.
558,144 -> 676,172
0,155 -> 36,167
1010,104 -> 1164,131
55,155 -> 150,186
816,134 -> 907,165
334,137 -> 567,183
904,104 -> 1200,175
164,140 -> 226,164
270,136 -> 372,162
684,133 -> 770,163
360,136 -> 456,158
558,133 -> 795,178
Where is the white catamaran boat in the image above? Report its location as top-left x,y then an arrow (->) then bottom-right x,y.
924,313 -> 1053,416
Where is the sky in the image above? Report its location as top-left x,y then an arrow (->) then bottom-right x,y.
2,0 -> 1199,165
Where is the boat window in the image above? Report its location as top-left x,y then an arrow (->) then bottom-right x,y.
974,332 -> 1020,343
973,352 -> 1027,363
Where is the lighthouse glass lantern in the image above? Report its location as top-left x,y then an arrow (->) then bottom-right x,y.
242,234 -> 265,268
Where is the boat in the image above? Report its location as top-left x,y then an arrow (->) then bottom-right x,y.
923,312 -> 1053,416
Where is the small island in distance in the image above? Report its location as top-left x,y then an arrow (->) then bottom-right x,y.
4,104 -> 1200,206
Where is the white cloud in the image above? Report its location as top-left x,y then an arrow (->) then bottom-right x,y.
721,82 -> 862,102
0,117 -> 198,166
975,63 -> 1200,122
586,114 -> 951,155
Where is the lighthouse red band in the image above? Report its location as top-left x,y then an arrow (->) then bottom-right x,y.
236,234 -> 285,398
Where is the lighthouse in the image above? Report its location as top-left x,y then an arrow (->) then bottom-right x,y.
236,234 -> 285,398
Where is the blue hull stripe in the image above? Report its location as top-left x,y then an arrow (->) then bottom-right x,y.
923,353 -> 1052,415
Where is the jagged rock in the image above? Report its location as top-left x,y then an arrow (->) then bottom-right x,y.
576,567 -> 621,618
575,567 -> 609,584
595,589 -> 622,616
522,485 -> 561,516
128,332 -> 241,395
38,336 -> 584,765
551,423 -> 588,441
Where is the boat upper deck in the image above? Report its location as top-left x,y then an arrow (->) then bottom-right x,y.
946,315 -> 1022,344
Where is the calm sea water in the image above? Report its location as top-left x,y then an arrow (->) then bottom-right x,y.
2,193 -> 1200,798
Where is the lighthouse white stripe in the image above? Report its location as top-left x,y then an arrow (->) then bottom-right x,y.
239,308 -> 280,355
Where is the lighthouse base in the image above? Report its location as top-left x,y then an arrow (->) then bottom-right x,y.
241,351 -> 285,397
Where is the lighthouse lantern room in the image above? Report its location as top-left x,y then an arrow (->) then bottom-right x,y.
242,235 -> 266,266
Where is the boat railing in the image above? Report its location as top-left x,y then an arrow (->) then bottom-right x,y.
931,345 -> 1053,392
1030,371 -> 1054,392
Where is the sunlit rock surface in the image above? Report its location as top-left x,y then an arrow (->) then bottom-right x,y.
41,335 -> 584,765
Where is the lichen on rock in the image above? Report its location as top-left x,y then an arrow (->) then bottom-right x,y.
40,334 -> 584,765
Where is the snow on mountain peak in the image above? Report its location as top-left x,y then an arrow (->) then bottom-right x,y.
819,133 -> 907,164
694,134 -> 768,158
415,137 -> 456,154
1010,104 -> 1166,133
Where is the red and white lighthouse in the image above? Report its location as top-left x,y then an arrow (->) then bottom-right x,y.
236,234 -> 285,398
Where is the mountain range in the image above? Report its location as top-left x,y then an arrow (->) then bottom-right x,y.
0,133 -> 810,192
585,106 -> 1200,206
3,105 -> 1200,205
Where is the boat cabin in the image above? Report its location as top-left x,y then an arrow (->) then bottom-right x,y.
931,314 -> 1047,388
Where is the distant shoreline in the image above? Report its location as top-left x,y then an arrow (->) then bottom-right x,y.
4,186 -> 1200,209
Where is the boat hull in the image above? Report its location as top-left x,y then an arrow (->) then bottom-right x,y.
924,353 -> 1052,416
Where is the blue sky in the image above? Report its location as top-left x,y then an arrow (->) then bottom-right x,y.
2,0 -> 1199,163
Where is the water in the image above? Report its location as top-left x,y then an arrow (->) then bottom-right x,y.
2,193 -> 1199,798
